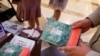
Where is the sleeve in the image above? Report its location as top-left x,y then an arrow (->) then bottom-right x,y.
86,50 -> 100,56
88,7 -> 100,27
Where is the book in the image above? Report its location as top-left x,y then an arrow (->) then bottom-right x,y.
0,42 -> 22,56
66,28 -> 81,46
2,21 -> 23,35
41,18 -> 81,46
10,35 -> 35,51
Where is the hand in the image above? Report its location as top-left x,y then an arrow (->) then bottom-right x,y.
59,0 -> 63,2
71,18 -> 93,33
58,41 -> 92,56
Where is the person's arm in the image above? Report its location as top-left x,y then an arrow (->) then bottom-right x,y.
71,7 -> 100,33
58,41 -> 100,56
86,50 -> 100,56
88,7 -> 100,27
71,18 -> 93,33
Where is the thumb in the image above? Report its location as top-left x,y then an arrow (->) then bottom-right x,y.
71,21 -> 82,29
79,41 -> 88,47
58,46 -> 66,51
58,46 -> 75,52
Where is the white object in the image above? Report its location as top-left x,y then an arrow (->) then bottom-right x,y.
32,30 -> 40,38
22,29 -> 35,37
22,29 -> 40,38
2,21 -> 23,35
10,35 -> 35,51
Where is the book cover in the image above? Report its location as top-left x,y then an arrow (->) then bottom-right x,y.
41,18 -> 72,46
41,18 -> 81,46
0,42 -> 22,56
2,21 -> 23,35
10,35 -> 35,51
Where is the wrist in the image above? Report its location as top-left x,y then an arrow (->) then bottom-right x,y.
86,17 -> 94,27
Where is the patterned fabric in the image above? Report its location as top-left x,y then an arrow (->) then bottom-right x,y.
17,0 -> 41,20
49,0 -> 68,11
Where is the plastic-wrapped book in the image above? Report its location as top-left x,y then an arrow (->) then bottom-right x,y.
0,42 -> 22,56
41,18 -> 81,46
2,21 -> 23,35
10,35 -> 35,51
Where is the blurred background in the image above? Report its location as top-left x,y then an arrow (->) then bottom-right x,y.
1,0 -> 100,44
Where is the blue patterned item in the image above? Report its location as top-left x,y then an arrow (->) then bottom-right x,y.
0,42 -> 22,56
41,18 -> 71,46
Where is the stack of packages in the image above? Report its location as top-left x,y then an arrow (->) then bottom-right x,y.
0,35 -> 36,56
2,21 -> 41,39
0,21 -> 36,56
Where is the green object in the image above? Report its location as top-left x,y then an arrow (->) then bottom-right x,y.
0,42 -> 22,56
41,18 -> 71,46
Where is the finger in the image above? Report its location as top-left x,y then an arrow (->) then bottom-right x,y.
58,46 -> 66,51
58,46 -> 74,52
82,27 -> 89,33
65,46 -> 77,52
79,41 -> 87,47
71,21 -> 82,29
64,51 -> 73,56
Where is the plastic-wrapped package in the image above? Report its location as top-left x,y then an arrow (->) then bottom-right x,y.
0,42 -> 22,56
41,18 -> 71,46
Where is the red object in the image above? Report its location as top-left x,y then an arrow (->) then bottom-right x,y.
67,28 -> 81,46
19,48 -> 30,56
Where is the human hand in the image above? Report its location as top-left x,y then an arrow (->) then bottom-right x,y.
71,18 -> 93,33
58,41 -> 92,56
